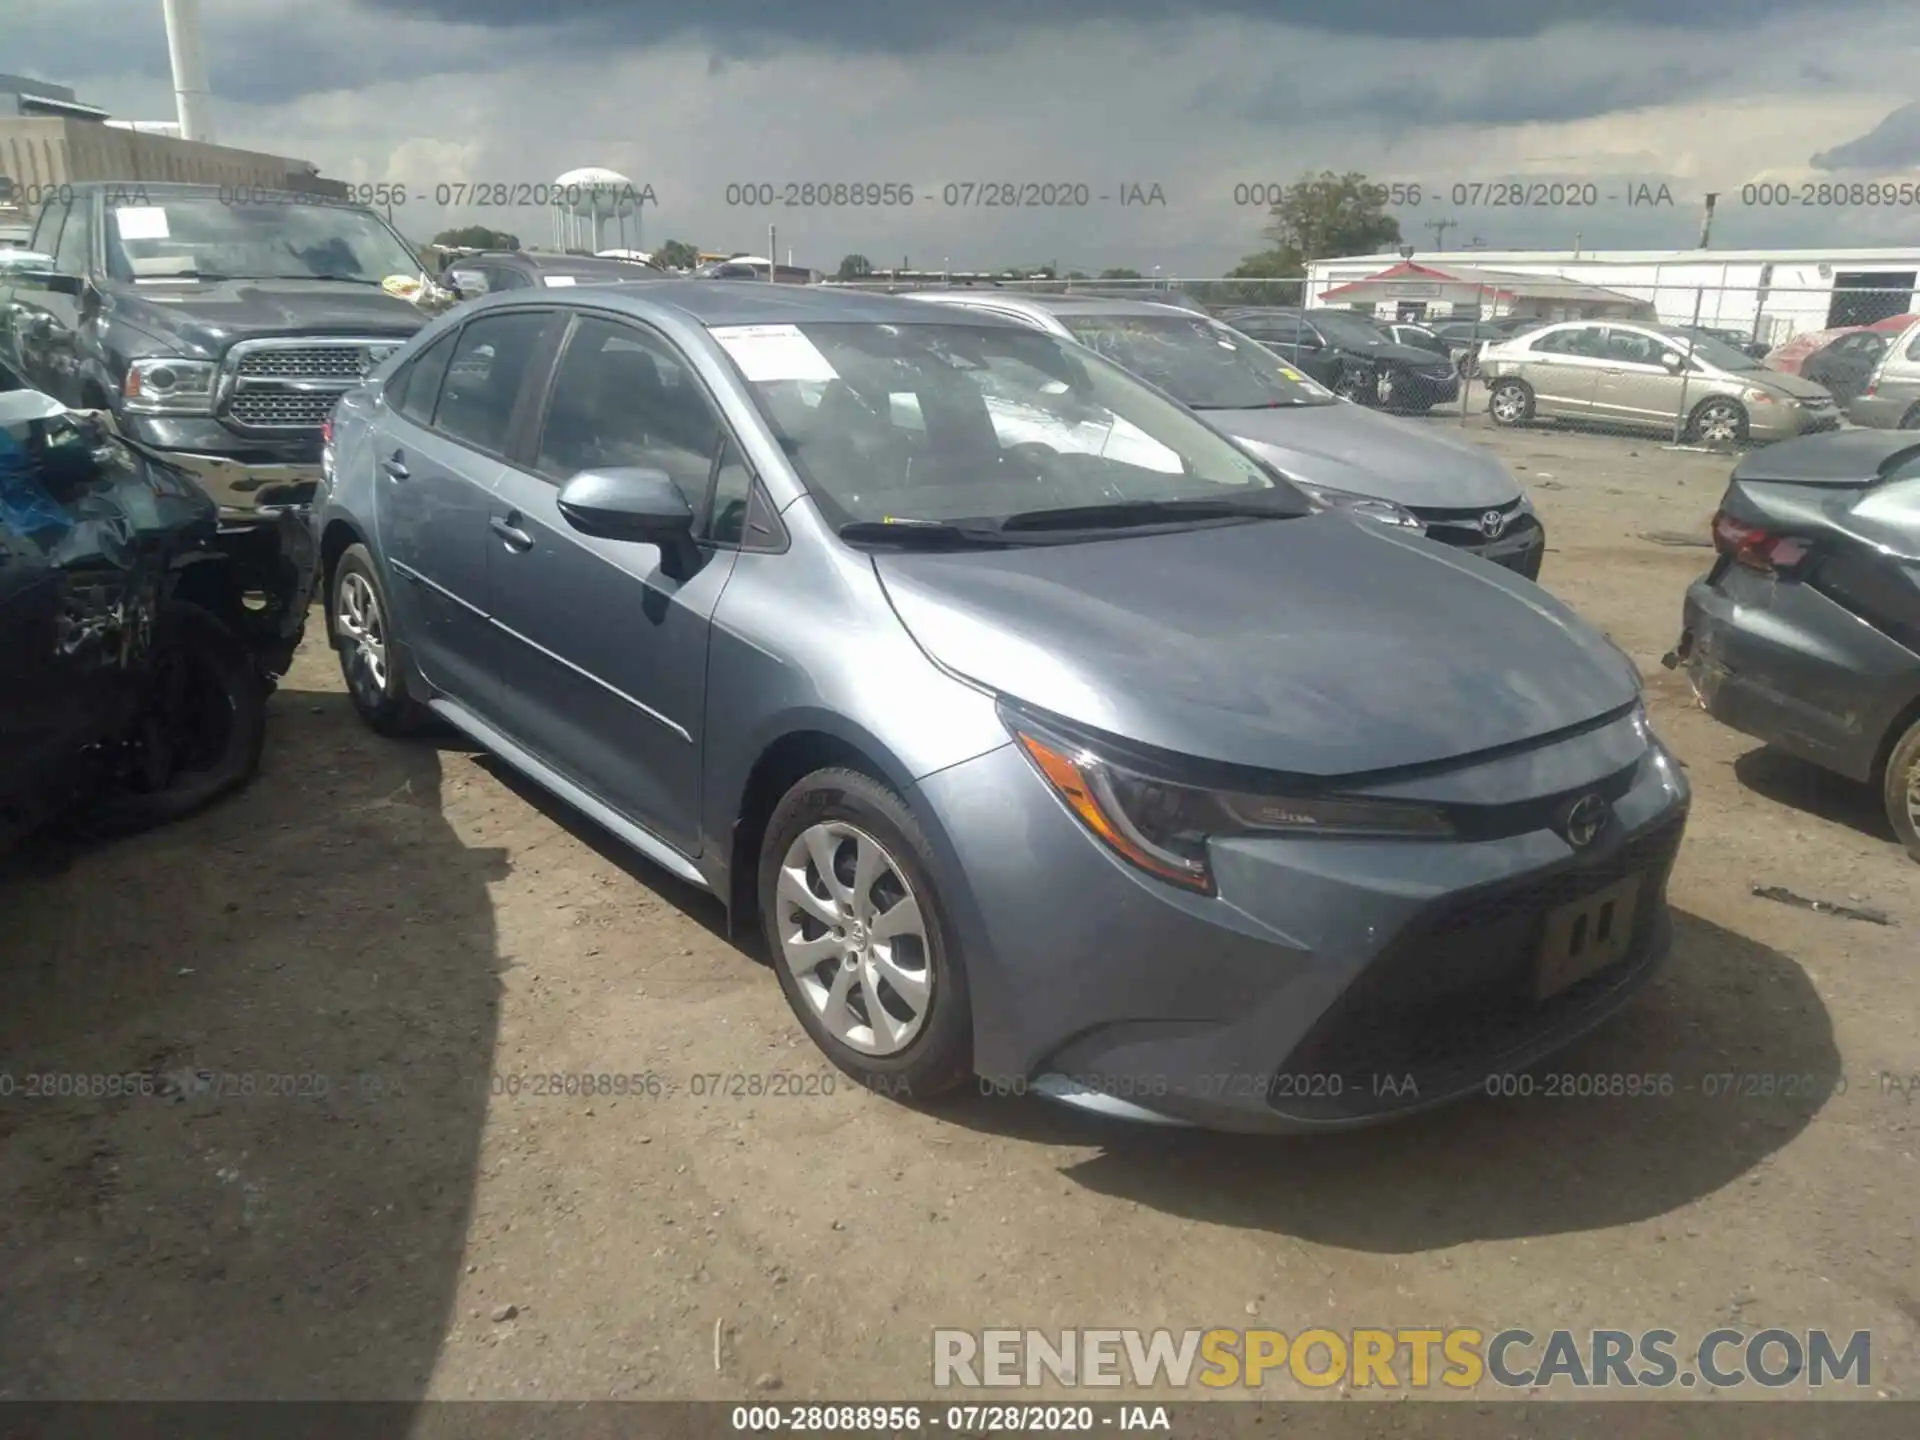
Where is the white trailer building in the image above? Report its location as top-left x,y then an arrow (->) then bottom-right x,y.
1304,248 -> 1920,349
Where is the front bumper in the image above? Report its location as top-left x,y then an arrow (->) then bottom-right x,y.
111,414 -> 323,521
1847,388 -> 1920,430
1385,368 -> 1462,409
916,721 -> 1689,1133
1750,403 -> 1842,441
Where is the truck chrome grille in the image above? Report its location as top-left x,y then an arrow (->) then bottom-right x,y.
234,345 -> 374,381
219,336 -> 409,431
227,389 -> 342,428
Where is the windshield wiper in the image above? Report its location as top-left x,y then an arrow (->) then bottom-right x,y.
998,497 -> 1294,532
294,274 -> 387,286
1189,399 -> 1313,410
837,519 -> 1013,549
131,269 -> 232,282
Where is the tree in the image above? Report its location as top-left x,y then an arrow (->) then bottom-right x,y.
431,224 -> 519,252
1098,267 -> 1143,280
653,239 -> 700,271
1260,169 -> 1401,265
836,253 -> 873,281
1189,248 -> 1307,309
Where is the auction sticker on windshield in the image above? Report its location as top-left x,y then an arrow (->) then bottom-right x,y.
710,323 -> 840,382
543,275 -> 577,287
114,207 -> 171,240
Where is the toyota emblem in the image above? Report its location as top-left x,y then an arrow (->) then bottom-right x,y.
1480,509 -> 1508,539
1562,793 -> 1609,849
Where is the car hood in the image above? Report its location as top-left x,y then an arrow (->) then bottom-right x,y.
1334,336 -> 1450,367
1745,368 -> 1834,402
102,279 -> 428,360
874,513 -> 1638,775
1208,402 -> 1520,509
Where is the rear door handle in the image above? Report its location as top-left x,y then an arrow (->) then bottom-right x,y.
490,514 -> 533,551
381,451 -> 410,480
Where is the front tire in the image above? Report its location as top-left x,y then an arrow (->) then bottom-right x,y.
1882,720 -> 1920,864
1488,378 -> 1534,426
1689,396 -> 1749,446
757,767 -> 973,1099
82,600 -> 266,837
329,543 -> 431,736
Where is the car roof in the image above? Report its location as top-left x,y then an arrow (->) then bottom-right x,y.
67,180 -> 373,212
904,290 -> 1204,320
481,252 -> 660,274
470,280 -> 1032,329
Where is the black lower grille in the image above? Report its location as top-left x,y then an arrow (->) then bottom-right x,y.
1269,810 -> 1686,1121
1422,514 -> 1545,578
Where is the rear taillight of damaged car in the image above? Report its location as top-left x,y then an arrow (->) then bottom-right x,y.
1712,509 -> 1810,575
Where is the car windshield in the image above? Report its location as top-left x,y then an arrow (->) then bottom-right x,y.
102,196 -> 422,284
712,320 -> 1310,533
1308,311 -> 1393,347
1672,331 -> 1765,372
1056,312 -> 1338,410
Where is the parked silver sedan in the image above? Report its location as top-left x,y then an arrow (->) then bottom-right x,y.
1481,319 -> 1842,444
903,291 -> 1545,578
312,282 -> 1688,1131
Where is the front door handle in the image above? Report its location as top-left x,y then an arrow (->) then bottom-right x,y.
490,514 -> 533,551
381,451 -> 410,480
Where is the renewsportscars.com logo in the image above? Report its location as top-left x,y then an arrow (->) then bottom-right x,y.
932,1327 -> 1873,1391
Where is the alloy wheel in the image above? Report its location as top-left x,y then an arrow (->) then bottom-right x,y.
1491,384 -> 1528,423
774,821 -> 932,1056
1696,401 -> 1743,444
335,570 -> 389,704
1906,758 -> 1920,835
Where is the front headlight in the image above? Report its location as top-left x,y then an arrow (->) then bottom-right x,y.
1292,481 -> 1424,531
1003,706 -> 1454,893
122,356 -> 218,414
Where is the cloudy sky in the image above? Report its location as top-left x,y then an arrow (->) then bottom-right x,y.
9,0 -> 1920,273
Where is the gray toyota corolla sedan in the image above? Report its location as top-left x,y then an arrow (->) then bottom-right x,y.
902,292 -> 1545,579
313,282 -> 1689,1132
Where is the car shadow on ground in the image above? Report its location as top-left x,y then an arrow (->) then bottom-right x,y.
468,754 -> 739,949
931,909 -> 1835,1251
1732,744 -> 1897,846
0,679 -> 507,1415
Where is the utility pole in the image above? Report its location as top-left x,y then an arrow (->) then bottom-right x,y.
1698,192 -> 1719,249
1424,217 -> 1457,250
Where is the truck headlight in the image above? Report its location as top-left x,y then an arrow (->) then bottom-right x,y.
122,357 -> 217,414
1292,481 -> 1424,531
1003,705 -> 1454,893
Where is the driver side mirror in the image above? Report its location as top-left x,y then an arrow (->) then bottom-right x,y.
0,251 -> 80,295
1660,352 -> 1686,372
555,466 -> 701,577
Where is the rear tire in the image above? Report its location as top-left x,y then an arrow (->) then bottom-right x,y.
329,544 -> 432,737
1898,404 -> 1920,431
1882,720 -> 1920,864
1488,378 -> 1534,426
756,767 -> 974,1100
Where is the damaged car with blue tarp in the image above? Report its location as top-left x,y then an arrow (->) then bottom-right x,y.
0,388 -> 313,854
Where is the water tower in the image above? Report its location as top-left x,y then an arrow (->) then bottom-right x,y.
550,167 -> 642,253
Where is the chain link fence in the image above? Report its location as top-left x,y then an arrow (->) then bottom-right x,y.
822,272 -> 1920,449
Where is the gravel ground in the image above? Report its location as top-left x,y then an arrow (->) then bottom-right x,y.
1,414 -> 1915,1408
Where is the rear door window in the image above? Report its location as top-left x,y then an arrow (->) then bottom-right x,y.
388,330 -> 458,428
432,309 -> 556,456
